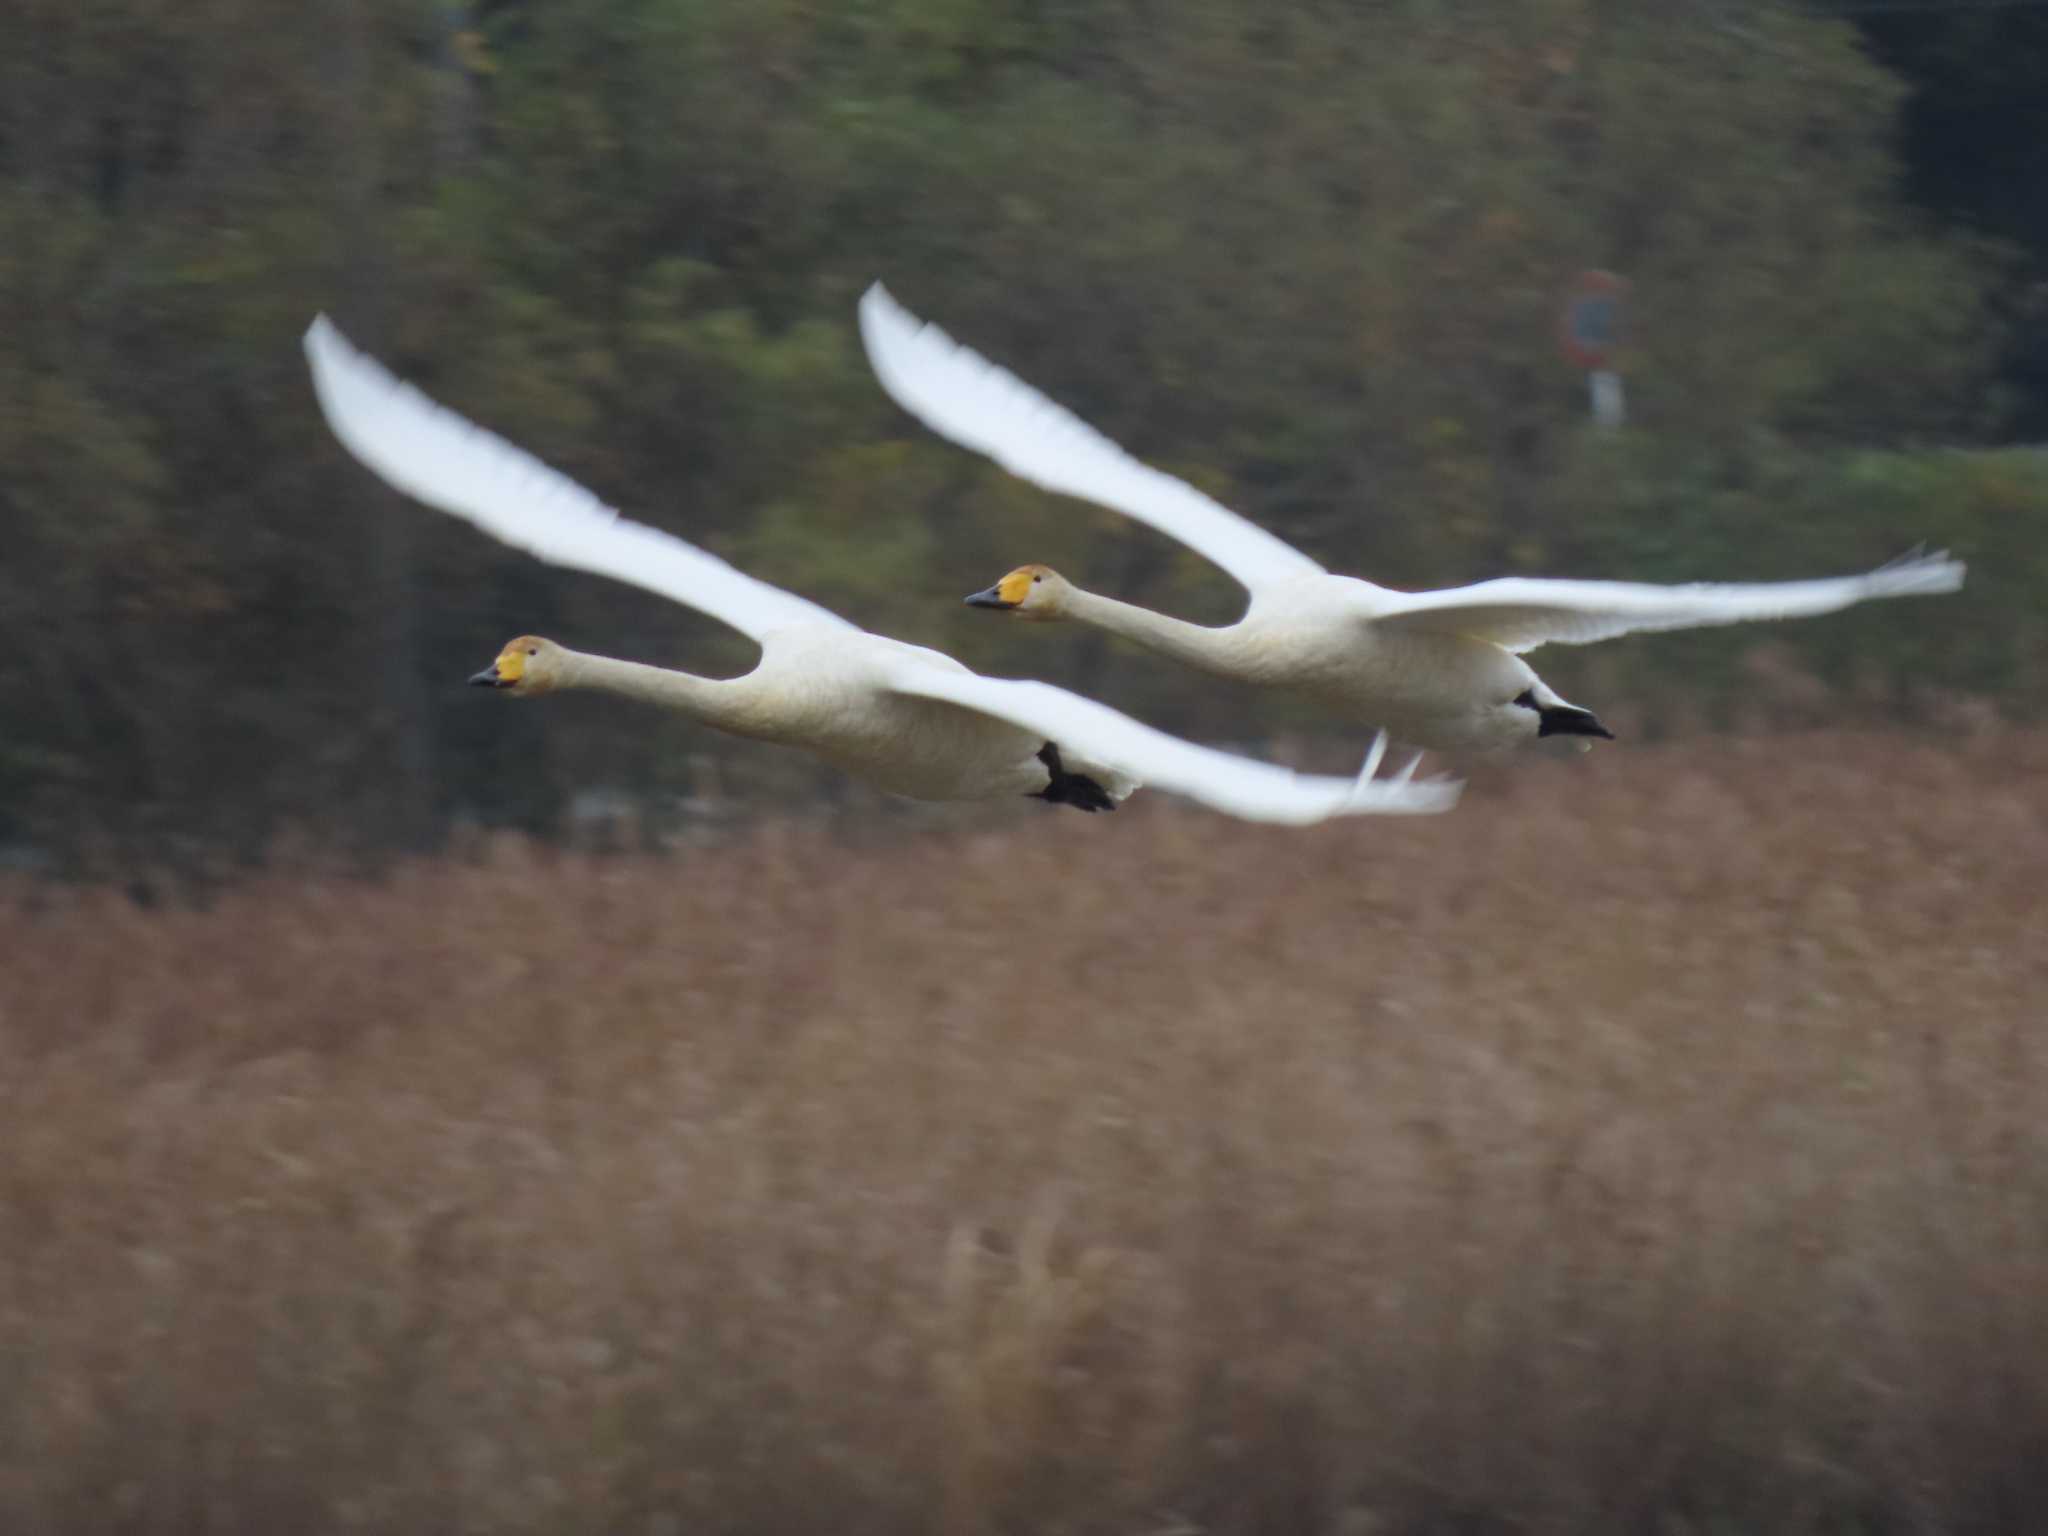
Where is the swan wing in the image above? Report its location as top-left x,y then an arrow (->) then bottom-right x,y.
1359,550 -> 1965,653
877,662 -> 1460,825
859,284 -> 1326,596
303,316 -> 856,642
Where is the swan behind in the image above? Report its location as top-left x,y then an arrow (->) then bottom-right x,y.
868,283 -> 1964,756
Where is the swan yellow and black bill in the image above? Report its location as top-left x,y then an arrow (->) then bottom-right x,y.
964,568 -> 1035,609
469,643 -> 526,688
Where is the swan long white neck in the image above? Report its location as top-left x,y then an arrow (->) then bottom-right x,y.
1062,586 -> 1246,677
559,649 -> 758,732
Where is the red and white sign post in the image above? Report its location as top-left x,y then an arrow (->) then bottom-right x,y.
1559,269 -> 1628,429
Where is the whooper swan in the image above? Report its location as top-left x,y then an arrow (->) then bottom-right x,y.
859,284 -> 1965,755
303,317 -> 1460,825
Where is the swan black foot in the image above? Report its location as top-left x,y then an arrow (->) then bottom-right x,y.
1514,689 -> 1616,741
1032,742 -> 1117,813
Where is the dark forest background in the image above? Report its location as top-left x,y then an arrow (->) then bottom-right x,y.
3,0 -> 2045,875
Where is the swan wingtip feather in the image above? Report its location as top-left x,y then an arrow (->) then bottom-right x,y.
1358,730 -> 1389,782
1327,730 -> 1462,818
1339,774 -> 1462,818
1871,546 -> 1966,596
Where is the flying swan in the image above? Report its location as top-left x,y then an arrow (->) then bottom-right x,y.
859,283 -> 1965,754
302,316 -> 1459,825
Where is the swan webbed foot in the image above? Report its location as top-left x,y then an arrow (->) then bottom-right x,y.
1032,742 -> 1117,813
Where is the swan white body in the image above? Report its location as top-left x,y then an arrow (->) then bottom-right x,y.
302,316 -> 1460,824
860,283 -> 1966,754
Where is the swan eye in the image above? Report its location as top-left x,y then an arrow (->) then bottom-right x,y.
1032,575 -> 1042,584
526,647 -> 539,656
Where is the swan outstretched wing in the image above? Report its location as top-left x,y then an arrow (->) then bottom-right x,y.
1358,550 -> 1965,653
878,662 -> 1460,825
859,284 -> 1325,597
304,316 -> 855,642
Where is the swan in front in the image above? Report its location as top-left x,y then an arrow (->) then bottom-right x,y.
859,283 -> 1965,755
301,317 -> 1459,825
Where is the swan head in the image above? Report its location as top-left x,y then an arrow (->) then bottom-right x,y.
469,635 -> 568,696
964,564 -> 1069,621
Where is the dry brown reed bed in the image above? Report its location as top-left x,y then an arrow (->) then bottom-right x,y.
2,728 -> 2045,1535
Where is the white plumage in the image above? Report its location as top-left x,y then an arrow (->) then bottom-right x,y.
859,290 -> 1324,594
303,316 -> 1459,825
306,315 -> 850,643
860,283 -> 1965,753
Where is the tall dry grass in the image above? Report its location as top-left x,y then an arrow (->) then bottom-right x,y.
2,729 -> 2045,1535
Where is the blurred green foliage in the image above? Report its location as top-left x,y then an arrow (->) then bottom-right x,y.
0,0 -> 2036,871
